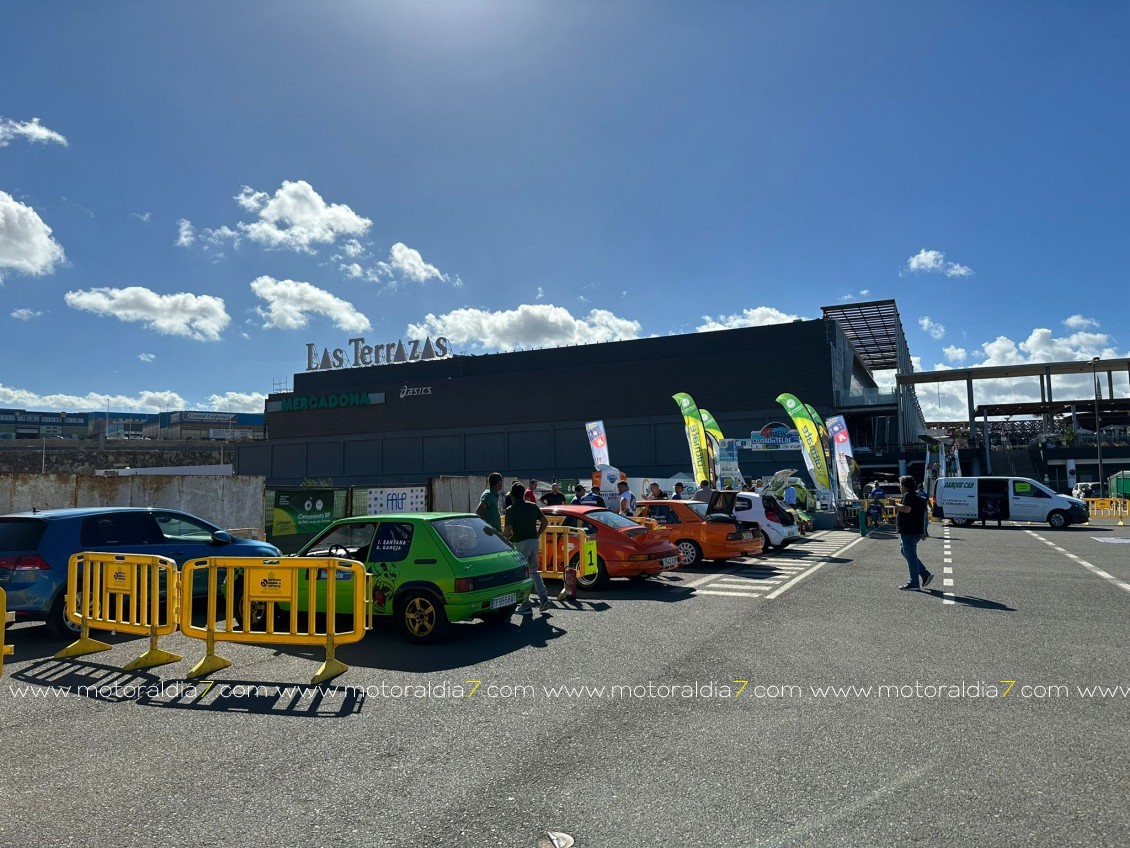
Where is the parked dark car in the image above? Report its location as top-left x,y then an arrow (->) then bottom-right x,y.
0,507 -> 280,638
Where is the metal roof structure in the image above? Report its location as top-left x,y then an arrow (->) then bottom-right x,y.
821,299 -> 908,372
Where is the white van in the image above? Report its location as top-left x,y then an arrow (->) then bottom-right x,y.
733,492 -> 802,550
933,476 -> 1089,529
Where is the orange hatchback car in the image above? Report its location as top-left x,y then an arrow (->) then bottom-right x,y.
636,492 -> 762,566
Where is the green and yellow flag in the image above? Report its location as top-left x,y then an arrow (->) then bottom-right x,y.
673,392 -> 712,485
776,393 -> 831,492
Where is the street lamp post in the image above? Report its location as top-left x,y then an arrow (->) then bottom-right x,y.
1091,357 -> 1104,495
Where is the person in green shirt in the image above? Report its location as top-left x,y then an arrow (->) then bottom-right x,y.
504,482 -> 550,614
475,472 -> 504,533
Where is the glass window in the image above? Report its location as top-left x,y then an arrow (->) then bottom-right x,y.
583,509 -> 639,531
686,502 -> 708,519
1012,481 -> 1050,498
646,504 -> 681,525
0,519 -> 47,551
433,517 -> 511,559
154,512 -> 218,542
80,512 -> 163,546
305,522 -> 378,559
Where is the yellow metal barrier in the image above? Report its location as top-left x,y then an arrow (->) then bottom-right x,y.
538,526 -> 598,581
1085,498 -> 1129,520
54,553 -> 182,671
180,557 -> 368,685
1,587 -> 13,678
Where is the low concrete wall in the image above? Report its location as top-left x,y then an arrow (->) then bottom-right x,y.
0,474 -> 266,532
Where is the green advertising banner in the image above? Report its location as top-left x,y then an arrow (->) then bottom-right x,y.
272,490 -> 335,536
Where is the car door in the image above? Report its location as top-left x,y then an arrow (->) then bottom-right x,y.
149,511 -> 229,594
364,520 -> 417,616
1009,479 -> 1051,522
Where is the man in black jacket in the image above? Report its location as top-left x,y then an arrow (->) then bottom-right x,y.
894,475 -> 934,591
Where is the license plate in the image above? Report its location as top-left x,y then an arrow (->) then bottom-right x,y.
490,592 -> 517,609
661,556 -> 678,567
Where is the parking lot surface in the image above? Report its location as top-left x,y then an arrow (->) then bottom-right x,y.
2,522 -> 1127,847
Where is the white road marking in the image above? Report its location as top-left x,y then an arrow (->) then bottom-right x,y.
1025,530 -> 1130,595
696,589 -> 763,598
943,567 -> 953,574
943,578 -> 954,587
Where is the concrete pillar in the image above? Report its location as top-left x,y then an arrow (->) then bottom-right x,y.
983,409 -> 992,475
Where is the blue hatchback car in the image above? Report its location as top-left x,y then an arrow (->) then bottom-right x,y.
0,507 -> 280,638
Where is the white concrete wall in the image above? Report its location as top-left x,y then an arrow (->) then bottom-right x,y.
0,474 -> 266,532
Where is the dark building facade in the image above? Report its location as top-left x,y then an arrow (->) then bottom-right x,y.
236,313 -> 907,487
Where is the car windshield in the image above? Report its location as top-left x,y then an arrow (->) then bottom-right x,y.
686,502 -> 708,519
583,509 -> 639,531
433,516 -> 514,559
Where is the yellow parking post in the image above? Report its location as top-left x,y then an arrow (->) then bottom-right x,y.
54,553 -> 182,670
180,557 -> 367,685
1,587 -> 13,678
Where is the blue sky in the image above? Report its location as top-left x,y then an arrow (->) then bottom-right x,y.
2,1 -> 1128,421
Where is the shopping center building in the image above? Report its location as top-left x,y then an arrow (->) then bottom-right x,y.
235,300 -> 928,488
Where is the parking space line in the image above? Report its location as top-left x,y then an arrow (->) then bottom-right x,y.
942,526 -> 955,604
763,532 -> 867,600
696,589 -> 763,598
1025,530 -> 1130,596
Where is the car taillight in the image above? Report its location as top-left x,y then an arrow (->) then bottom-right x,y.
727,532 -> 750,541
454,577 -> 475,593
627,554 -> 650,562
0,554 -> 52,573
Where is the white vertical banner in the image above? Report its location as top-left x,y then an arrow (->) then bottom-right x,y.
585,420 -> 610,468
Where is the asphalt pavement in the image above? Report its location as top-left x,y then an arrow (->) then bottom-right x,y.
1,521 -> 1127,847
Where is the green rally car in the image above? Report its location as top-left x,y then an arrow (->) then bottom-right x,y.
280,513 -> 533,644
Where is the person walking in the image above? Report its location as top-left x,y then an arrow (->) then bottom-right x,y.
475,472 -> 505,533
505,483 -> 551,614
917,482 -> 931,537
894,475 -> 933,591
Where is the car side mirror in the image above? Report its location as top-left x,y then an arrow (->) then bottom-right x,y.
211,530 -> 235,545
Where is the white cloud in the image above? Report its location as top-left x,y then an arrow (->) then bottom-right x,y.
0,191 -> 66,281
918,316 -> 946,340
11,308 -> 42,320
250,275 -> 371,333
536,286 -> 544,300
0,384 -> 189,413
859,289 -> 870,296
1063,314 -> 1098,330
905,248 -> 973,278
132,211 -> 151,223
342,239 -> 365,258
206,391 -> 266,413
64,286 -> 230,341
175,219 -> 195,247
0,117 -> 67,147
696,306 -> 803,332
138,353 -> 156,362
374,242 -> 455,285
406,304 -> 642,352
237,180 -> 371,253
912,325 -> 1129,421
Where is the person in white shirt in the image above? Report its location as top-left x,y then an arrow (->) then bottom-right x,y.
693,479 -> 713,503
616,480 -> 638,515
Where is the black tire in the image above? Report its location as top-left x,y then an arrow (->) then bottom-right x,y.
46,590 -> 81,640
576,556 -> 609,590
761,530 -> 783,552
1047,510 -> 1070,530
675,539 -> 703,567
480,605 -> 517,625
952,517 -> 973,527
397,589 -> 450,644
